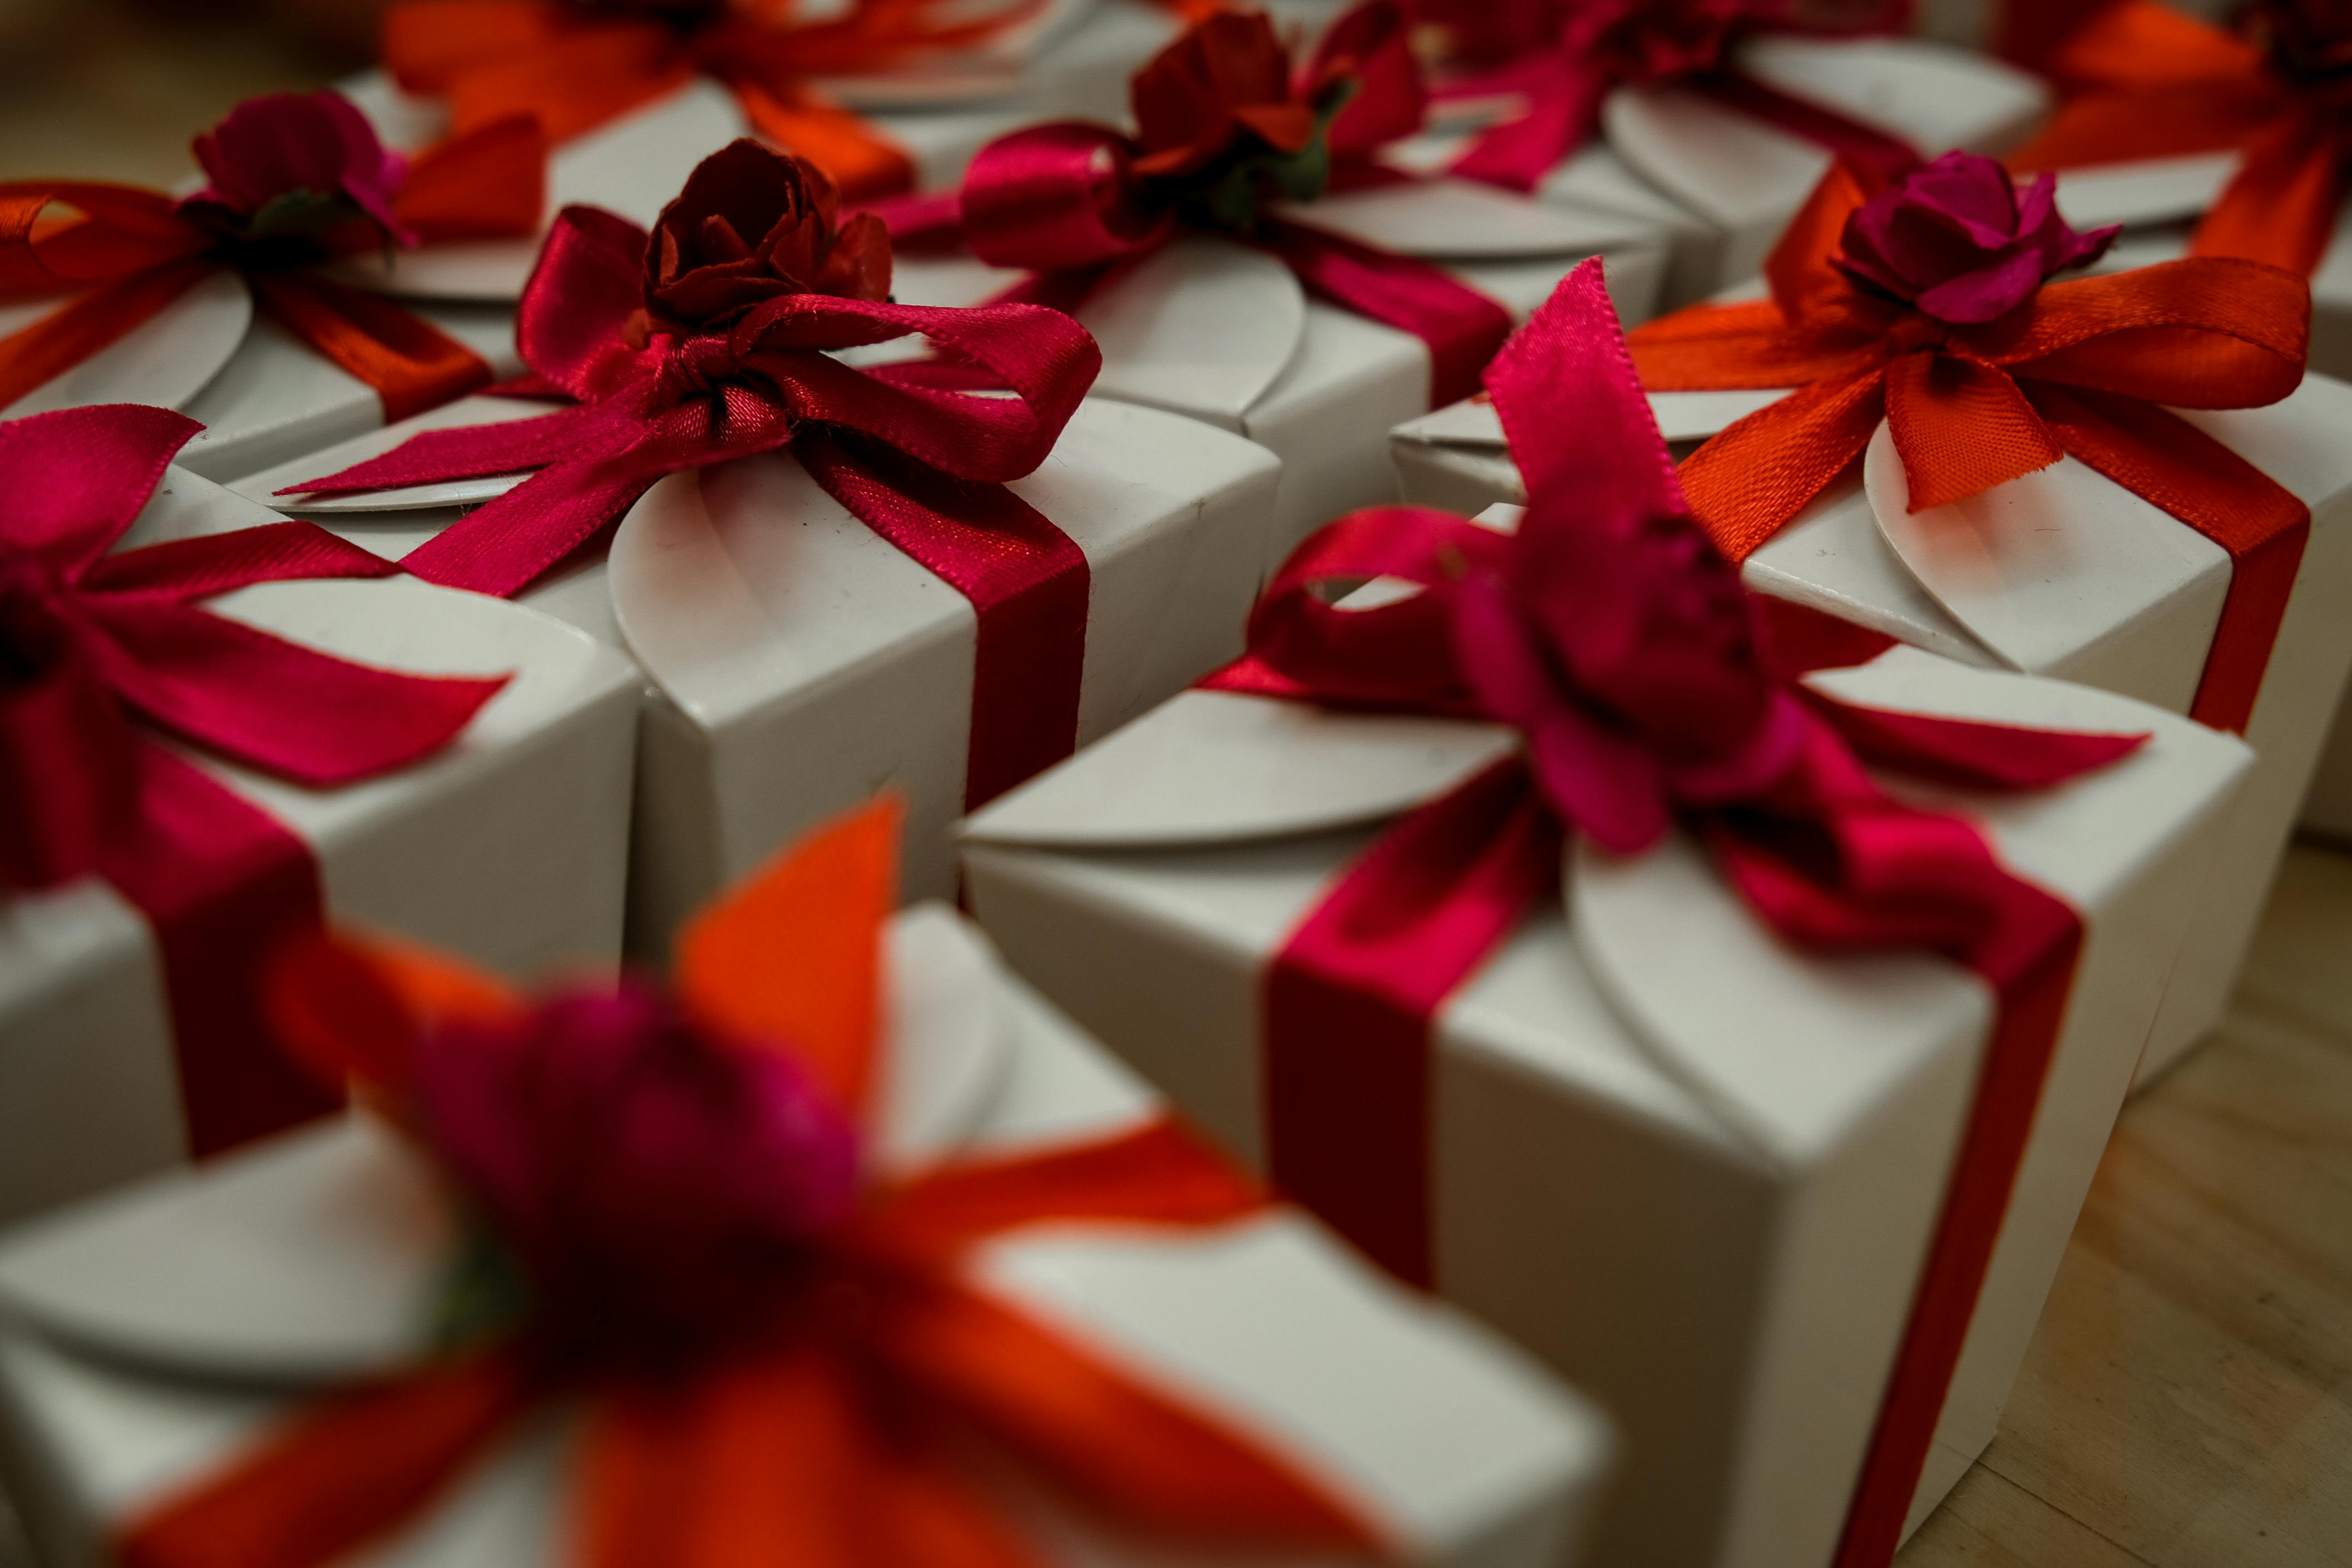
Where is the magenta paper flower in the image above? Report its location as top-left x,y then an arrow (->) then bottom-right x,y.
411,980 -> 861,1351
1834,151 -> 2118,324
180,92 -> 416,248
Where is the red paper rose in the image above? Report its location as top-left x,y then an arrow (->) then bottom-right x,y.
640,140 -> 892,334
1130,10 -> 1320,179
179,92 -> 414,251
1834,151 -> 2118,325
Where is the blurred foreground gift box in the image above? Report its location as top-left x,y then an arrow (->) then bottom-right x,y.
0,823 -> 1613,1568
0,416 -> 638,1227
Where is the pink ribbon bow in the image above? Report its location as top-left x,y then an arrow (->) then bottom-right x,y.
1203,258 -> 2147,1568
0,403 -> 506,1155
878,2 -> 1514,408
290,147 -> 1105,810
1426,0 -> 1922,193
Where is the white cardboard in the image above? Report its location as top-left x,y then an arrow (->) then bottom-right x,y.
0,908 -> 1612,1568
0,272 -> 250,422
961,592 -> 2250,1568
240,394 -> 1284,952
1389,372 -> 2352,1087
0,470 -> 640,1228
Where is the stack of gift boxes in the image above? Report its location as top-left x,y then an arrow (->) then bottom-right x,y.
2,2 -> 2344,1566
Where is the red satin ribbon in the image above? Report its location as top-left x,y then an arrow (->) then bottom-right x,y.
1628,162 -> 2313,734
288,196 -> 1101,812
1201,261 -> 2150,1568
117,808 -> 1382,1568
2005,0 -> 2347,277
0,116 -> 543,421
381,0 -> 1050,202
879,2 -> 1515,408
0,405 -> 506,1155
1429,0 -> 1920,194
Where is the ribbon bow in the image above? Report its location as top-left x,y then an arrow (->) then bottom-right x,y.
115,799 -> 1383,1568
1424,0 -> 1921,193
288,140 -> 1101,810
0,92 -> 545,423
0,403 -> 507,1155
1628,154 -> 2312,733
1203,258 -> 2150,1568
2007,0 -> 2352,277
882,2 -> 1514,407
384,0 -> 1047,202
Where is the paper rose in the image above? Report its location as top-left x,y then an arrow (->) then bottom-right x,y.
179,92 -> 416,255
643,140 -> 892,333
1833,151 -> 2119,325
1131,9 -> 1320,179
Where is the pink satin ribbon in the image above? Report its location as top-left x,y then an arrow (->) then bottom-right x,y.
0,404 -> 506,1155
289,200 -> 1102,811
1202,259 -> 2145,1568
1440,4 -> 1921,193
875,3 -> 1514,408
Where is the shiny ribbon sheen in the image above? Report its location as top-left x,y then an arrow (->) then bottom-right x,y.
1627,162 -> 2312,733
881,2 -> 1514,408
116,804 -> 1383,1568
2005,0 -> 2344,276
1202,260 -> 2151,1568
288,199 -> 1101,811
382,0 -> 1049,202
0,116 -> 543,421
0,404 -> 506,1155
1430,0 -> 1921,194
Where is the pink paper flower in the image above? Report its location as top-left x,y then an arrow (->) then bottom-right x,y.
1834,151 -> 2118,325
180,92 -> 415,250
410,980 -> 862,1352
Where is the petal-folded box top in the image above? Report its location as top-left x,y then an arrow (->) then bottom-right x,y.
1390,154 -> 2352,1089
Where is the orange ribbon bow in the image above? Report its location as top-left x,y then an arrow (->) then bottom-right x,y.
384,0 -> 1047,204
114,800 -> 1383,1568
0,117 -> 543,423
1627,162 -> 2313,734
2007,0 -> 2349,276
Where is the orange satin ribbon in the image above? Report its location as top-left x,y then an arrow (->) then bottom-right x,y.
1628,164 -> 2312,734
0,116 -> 543,422
382,0 -> 1050,203
115,803 -> 1385,1568
2007,0 -> 2345,276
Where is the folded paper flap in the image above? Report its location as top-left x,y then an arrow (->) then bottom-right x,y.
1735,37 -> 2049,158
238,395 -> 552,515
972,1212 -> 1607,1555
1649,385 -> 1794,442
958,689 -> 1518,849
1572,829 -> 1990,1170
1078,238 -> 1306,427
1,269 -> 252,421
607,398 -> 1279,728
1392,398 -> 1505,450
2049,152 -> 2240,233
0,907 -> 1016,1383
1864,421 -> 2235,687
1275,177 -> 1662,261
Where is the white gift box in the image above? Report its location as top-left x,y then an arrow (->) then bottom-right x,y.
957,596 -> 2251,1568
891,184 -> 1671,559
235,395 -> 1283,951
0,470 -> 639,1228
1405,37 -> 2048,308
1390,370 -> 2352,1087
0,905 -> 1612,1568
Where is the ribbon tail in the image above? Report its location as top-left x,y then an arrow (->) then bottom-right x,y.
397,447 -> 660,598
795,430 -> 1088,810
1692,69 -> 1920,183
1447,57 -> 1607,193
116,1348 -> 534,1568
2027,382 -> 2310,733
1252,216 -> 1513,408
247,270 -> 492,424
1674,367 -> 1886,562
1804,691 -> 2150,789
2190,107 -> 2345,277
0,259 -> 218,412
1883,353 -> 2061,512
1267,755 -> 1559,1287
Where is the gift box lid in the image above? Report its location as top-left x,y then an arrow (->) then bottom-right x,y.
0,907 -> 1612,1567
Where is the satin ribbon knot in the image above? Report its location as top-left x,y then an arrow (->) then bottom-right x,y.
1628,156 -> 2313,732
0,402 -> 509,1154
1204,258 -> 2151,1568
